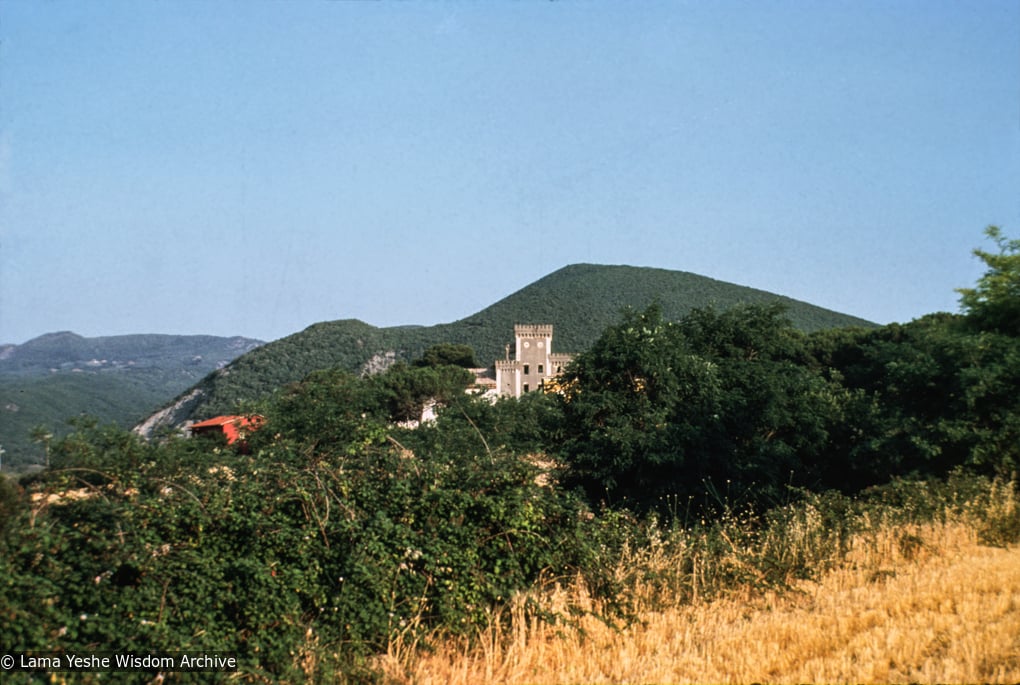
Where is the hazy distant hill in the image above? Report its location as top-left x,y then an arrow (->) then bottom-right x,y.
137,264 -> 875,435
0,331 -> 262,376
0,333 -> 262,467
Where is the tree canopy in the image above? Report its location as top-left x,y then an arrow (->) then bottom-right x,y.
413,343 -> 479,369
555,304 -> 839,512
957,225 -> 1020,335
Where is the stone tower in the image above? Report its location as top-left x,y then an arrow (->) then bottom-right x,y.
494,324 -> 573,398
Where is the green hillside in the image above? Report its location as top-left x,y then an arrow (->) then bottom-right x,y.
430,263 -> 875,362
142,264 -> 875,429
0,333 -> 262,468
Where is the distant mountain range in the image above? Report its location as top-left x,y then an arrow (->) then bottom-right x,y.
135,264 -> 876,437
0,332 -> 262,376
0,333 -> 263,467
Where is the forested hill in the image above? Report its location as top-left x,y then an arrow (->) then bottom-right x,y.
435,264 -> 875,358
138,264 -> 874,433
1,333 -> 263,467
0,331 -> 262,376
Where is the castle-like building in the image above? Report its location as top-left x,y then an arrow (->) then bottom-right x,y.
494,324 -> 573,398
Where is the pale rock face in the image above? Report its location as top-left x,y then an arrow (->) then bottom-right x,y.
133,387 -> 206,439
361,351 -> 398,376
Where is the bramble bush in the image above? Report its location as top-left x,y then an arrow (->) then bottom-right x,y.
0,367 -> 613,682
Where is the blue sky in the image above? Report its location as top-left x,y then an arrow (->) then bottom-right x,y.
2,1 -> 1018,345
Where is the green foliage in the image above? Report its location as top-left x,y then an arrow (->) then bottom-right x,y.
268,368 -> 389,455
264,362 -> 475,444
554,260 -> 1020,512
192,320 -> 395,419
557,304 -> 838,512
414,343 -> 478,369
1,382 -> 602,680
0,474 -> 22,535
158,265 -> 876,429
371,363 -> 474,423
957,225 -> 1020,335
807,314 -> 1020,484
396,392 -> 561,460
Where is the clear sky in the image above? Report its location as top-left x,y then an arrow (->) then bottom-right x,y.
2,1 -> 1018,345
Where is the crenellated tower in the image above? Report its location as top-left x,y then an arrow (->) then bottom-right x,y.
494,324 -> 573,398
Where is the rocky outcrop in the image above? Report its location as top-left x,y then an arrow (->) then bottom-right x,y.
132,387 -> 207,439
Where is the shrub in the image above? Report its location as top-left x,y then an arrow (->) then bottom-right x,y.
1,417 -> 606,680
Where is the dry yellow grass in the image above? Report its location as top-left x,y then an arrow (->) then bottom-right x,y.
377,520 -> 1020,684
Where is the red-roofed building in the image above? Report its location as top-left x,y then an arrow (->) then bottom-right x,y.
190,415 -> 265,446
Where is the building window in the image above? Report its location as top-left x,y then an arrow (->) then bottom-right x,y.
538,364 -> 544,374
523,383 -> 530,393
523,364 -> 530,375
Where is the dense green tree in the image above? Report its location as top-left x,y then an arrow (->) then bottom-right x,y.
807,311 -> 1020,484
265,368 -> 388,457
372,363 -> 474,423
556,304 -> 838,512
957,226 -> 1020,335
414,343 -> 478,369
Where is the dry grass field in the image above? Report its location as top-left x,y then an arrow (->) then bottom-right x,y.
376,496 -> 1020,684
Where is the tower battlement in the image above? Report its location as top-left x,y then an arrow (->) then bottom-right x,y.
513,324 -> 554,338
